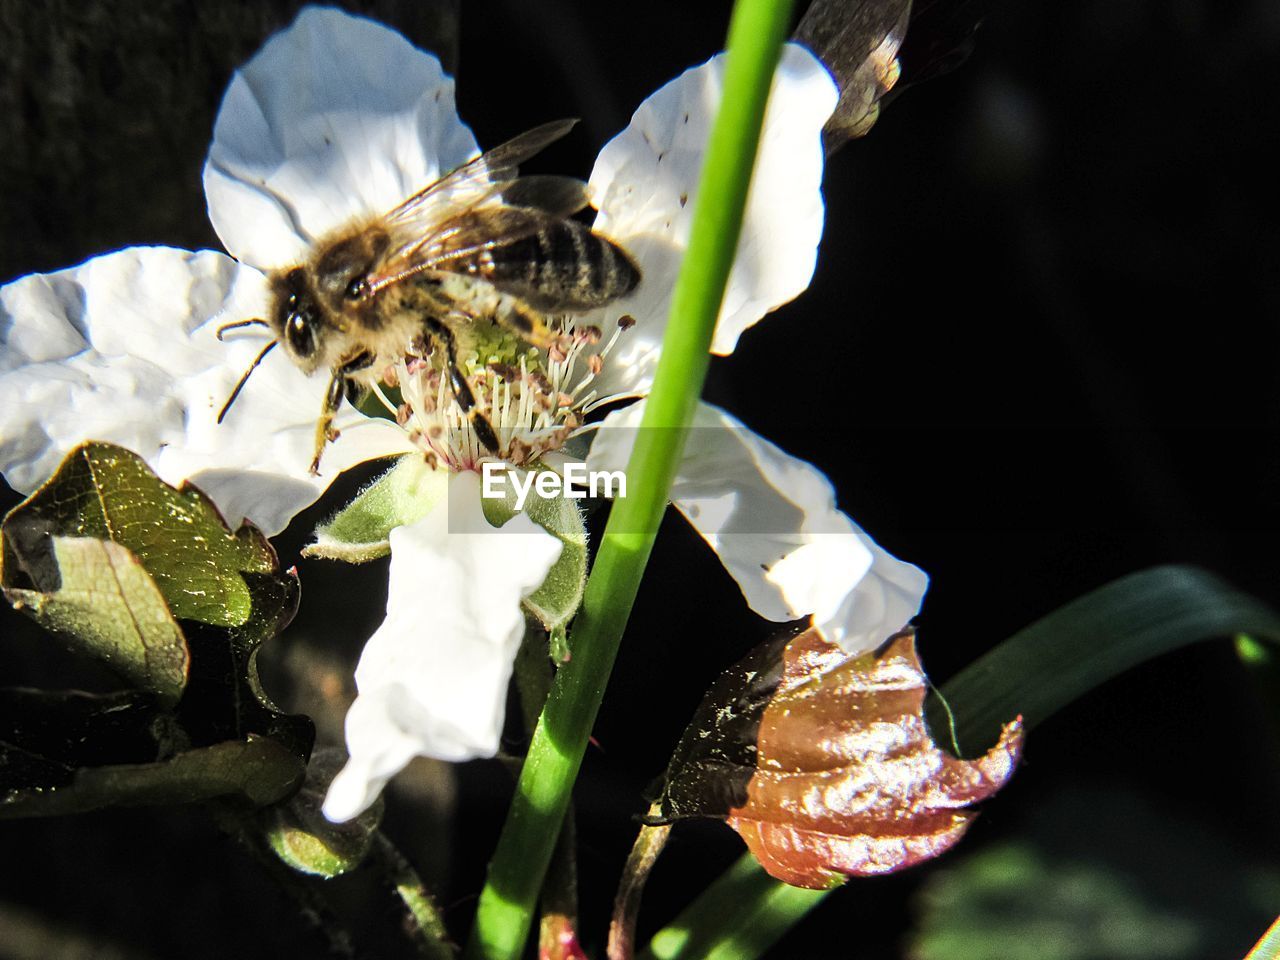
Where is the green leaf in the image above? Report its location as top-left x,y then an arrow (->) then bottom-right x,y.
913,846 -> 1203,960
479,470 -> 588,634
0,569 -> 312,815
2,442 -> 276,627
926,565 -> 1280,754
0,735 -> 306,817
0,449 -> 314,815
519,492 -> 587,634
176,568 -> 313,760
304,454 -> 448,562
4,537 -> 188,703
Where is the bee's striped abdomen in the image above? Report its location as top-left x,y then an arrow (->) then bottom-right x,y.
485,219 -> 640,311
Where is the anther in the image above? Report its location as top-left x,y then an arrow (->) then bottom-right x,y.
488,361 -> 518,382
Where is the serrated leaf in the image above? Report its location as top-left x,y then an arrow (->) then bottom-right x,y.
0,491 -> 312,814
654,627 -> 1023,889
177,568 -> 313,759
305,454 -> 448,562
4,537 -> 188,702
0,571 -> 311,814
0,680 -> 304,815
480,469 -> 588,633
2,442 -> 275,627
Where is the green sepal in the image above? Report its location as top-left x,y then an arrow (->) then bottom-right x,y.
261,748 -> 383,878
305,455 -> 449,563
480,469 -> 588,634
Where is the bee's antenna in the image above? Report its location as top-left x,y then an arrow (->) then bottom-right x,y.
216,318 -> 270,341
217,340 -> 278,424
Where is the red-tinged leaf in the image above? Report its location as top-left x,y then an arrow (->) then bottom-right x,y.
653,627 -> 1024,890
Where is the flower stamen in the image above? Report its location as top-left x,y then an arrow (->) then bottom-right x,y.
390,312 -> 633,473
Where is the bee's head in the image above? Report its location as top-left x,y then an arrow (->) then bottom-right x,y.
270,268 -> 325,372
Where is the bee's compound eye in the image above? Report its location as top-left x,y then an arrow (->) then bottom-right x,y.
285,309 -> 317,359
345,276 -> 369,301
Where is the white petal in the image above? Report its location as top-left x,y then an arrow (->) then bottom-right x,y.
204,7 -> 478,271
586,43 -> 837,397
0,247 -> 410,535
322,471 -> 562,822
587,400 -> 926,654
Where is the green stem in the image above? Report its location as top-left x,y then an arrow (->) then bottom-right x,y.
639,854 -> 826,960
608,805 -> 672,960
371,832 -> 457,960
462,2 -> 795,957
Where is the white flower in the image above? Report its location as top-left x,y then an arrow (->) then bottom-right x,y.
0,8 -> 927,822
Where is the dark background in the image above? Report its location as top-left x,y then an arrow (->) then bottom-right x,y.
2,1 -> 1279,957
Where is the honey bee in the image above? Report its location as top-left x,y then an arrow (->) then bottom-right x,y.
217,119 -> 640,474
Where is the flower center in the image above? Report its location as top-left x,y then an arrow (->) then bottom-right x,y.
377,314 -> 632,472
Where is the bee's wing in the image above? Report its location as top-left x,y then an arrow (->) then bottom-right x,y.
368,206 -> 569,293
382,174 -> 589,270
384,119 -> 579,233
415,207 -> 562,268
498,176 -> 590,218
371,121 -> 593,294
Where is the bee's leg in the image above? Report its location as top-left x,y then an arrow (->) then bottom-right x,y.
310,350 -> 375,476
424,317 -> 502,455
344,378 -> 369,407
310,375 -> 346,476
491,294 -> 571,356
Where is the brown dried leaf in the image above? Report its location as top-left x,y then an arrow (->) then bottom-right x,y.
655,627 -> 1023,890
